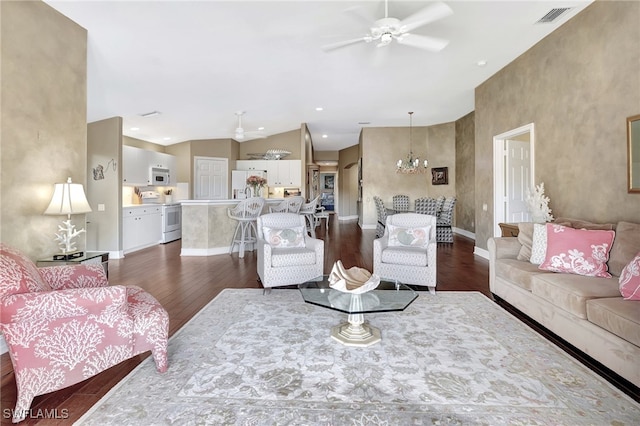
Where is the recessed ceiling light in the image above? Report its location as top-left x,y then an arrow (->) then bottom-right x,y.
477,60 -> 488,67
130,127 -> 140,131
163,137 -> 171,141
258,127 -> 265,131
322,134 -> 328,138
316,107 -> 324,111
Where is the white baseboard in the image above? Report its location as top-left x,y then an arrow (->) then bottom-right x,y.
338,215 -> 359,221
109,250 -> 124,259
0,335 -> 7,355
453,227 -> 475,240
474,246 -> 489,260
360,224 -> 376,230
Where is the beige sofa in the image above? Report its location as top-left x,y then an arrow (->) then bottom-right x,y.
488,219 -> 640,388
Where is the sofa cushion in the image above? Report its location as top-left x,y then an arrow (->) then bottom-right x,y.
531,273 -> 621,319
619,252 -> 640,300
530,223 -> 547,265
495,259 -> 552,291
586,297 -> 640,347
554,217 -> 615,231
517,222 -> 535,261
539,224 -> 615,278
608,221 -> 640,277
381,246 -> 428,267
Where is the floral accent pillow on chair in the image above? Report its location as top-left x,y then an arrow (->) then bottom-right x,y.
619,252 -> 640,300
263,226 -> 305,248
387,224 -> 431,248
539,224 -> 615,278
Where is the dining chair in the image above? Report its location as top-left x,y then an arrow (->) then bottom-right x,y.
392,194 -> 410,212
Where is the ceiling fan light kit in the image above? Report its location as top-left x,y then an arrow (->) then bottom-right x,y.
234,111 -> 265,141
323,0 -> 453,53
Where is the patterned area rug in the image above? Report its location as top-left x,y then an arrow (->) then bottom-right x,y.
76,290 -> 640,425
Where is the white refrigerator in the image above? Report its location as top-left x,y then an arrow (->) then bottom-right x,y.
232,170 -> 268,199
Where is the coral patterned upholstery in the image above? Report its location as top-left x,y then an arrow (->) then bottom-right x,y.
373,213 -> 437,294
256,213 -> 324,289
0,243 -> 168,423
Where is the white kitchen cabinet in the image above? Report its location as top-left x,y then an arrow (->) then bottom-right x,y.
150,152 -> 177,185
235,159 -> 302,187
123,146 -> 177,186
269,160 -> 302,187
122,146 -> 150,185
122,206 -> 162,253
236,160 -> 268,171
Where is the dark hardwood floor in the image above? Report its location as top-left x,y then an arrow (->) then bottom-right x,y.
1,218 -> 633,424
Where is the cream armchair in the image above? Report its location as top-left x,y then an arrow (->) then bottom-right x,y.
256,213 -> 324,289
373,213 -> 437,294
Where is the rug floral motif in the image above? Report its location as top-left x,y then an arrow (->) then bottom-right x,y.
76,290 -> 640,425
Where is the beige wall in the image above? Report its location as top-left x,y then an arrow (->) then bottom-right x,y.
455,112 -> 475,233
361,123 -> 457,227
123,135 -> 164,152
475,0 -> 640,251
238,129 -> 301,160
87,118 -> 123,252
0,1 -> 87,259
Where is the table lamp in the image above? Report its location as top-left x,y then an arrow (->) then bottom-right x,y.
43,177 -> 92,259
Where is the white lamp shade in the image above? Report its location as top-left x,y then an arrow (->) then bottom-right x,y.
44,178 -> 92,215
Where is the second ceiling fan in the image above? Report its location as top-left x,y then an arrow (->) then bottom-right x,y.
323,0 -> 453,52
234,111 -> 265,141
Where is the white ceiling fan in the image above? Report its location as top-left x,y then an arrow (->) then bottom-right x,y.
234,111 -> 265,141
322,0 -> 453,52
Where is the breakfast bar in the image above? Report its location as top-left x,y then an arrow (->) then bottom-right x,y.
180,199 -> 284,256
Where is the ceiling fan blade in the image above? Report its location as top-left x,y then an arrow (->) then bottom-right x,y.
322,36 -> 368,52
399,1 -> 453,34
396,33 -> 449,51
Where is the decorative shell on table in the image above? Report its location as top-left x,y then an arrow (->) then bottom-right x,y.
328,260 -> 380,294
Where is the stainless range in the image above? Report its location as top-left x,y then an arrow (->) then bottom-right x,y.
161,204 -> 181,243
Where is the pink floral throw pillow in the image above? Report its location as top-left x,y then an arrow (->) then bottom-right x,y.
619,252 -> 640,300
539,224 -> 615,278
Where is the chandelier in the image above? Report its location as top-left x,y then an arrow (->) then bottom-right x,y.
396,112 -> 428,174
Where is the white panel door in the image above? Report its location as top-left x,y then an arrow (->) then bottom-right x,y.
506,139 -> 531,222
194,157 -> 228,200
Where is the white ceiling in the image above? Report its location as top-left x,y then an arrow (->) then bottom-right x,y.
45,0 -> 593,152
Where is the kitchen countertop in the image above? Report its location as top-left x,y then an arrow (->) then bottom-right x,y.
123,203 -> 182,208
180,198 -> 284,205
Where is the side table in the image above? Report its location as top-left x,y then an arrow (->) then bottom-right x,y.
498,223 -> 520,237
37,252 -> 109,277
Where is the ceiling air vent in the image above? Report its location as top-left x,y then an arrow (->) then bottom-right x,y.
535,7 -> 573,24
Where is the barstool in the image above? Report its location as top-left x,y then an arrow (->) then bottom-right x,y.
299,195 -> 320,238
227,197 -> 265,258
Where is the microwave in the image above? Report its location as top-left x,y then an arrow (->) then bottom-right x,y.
150,167 -> 170,185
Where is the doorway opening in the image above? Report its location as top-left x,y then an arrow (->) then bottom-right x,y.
493,123 -> 535,237
319,172 -> 337,213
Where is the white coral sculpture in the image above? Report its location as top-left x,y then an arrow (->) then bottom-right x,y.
54,219 -> 86,253
525,182 -> 554,223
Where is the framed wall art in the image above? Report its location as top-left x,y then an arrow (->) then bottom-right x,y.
432,167 -> 448,185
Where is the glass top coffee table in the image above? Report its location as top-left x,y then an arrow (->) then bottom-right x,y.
299,276 -> 418,347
